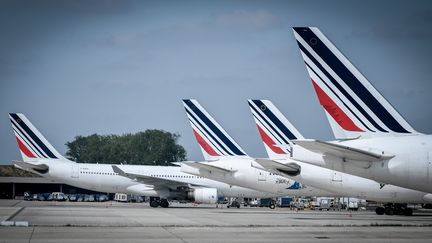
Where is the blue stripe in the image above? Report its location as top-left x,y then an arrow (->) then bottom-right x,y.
183,100 -> 245,156
294,27 -> 409,133
188,117 -> 225,155
296,38 -> 387,133
10,114 -> 57,159
304,61 -> 375,132
12,126 -> 44,158
11,119 -> 47,158
249,102 -> 291,144
185,109 -> 232,156
251,100 -> 298,140
252,113 -> 287,145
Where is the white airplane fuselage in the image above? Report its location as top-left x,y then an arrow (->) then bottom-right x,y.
275,159 -> 432,203
293,135 -> 432,194
181,156 -> 336,197
25,159 -> 275,199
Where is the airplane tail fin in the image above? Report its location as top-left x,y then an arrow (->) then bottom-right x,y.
9,113 -> 65,162
182,99 -> 248,161
293,27 -> 419,139
248,99 -> 304,160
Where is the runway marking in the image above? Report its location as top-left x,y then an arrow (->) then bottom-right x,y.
27,226 -> 35,243
162,226 -> 188,243
6,206 -> 25,221
11,200 -> 22,207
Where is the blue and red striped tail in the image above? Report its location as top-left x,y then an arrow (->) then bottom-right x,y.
182,99 -> 247,160
9,113 -> 65,161
248,99 -> 304,159
293,27 -> 419,139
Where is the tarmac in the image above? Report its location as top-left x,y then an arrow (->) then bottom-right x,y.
1,200 -> 432,242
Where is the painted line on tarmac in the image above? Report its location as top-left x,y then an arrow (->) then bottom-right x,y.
5,207 -> 25,221
25,223 -> 432,228
11,200 -> 22,207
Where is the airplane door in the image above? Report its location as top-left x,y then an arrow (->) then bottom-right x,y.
71,165 -> 79,178
257,169 -> 266,182
332,170 -> 342,182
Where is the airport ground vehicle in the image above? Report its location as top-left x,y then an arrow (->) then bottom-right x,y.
277,197 -> 293,208
51,192 -> 67,201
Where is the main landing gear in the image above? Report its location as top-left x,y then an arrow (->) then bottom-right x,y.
375,203 -> 413,216
227,201 -> 241,208
149,198 -> 170,208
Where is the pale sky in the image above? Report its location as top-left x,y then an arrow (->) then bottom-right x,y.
1,0 -> 432,164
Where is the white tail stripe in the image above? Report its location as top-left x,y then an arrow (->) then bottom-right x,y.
183,99 -> 247,156
250,106 -> 288,145
188,117 -> 226,156
294,27 -> 418,137
185,107 -> 234,156
310,27 -> 414,131
299,39 -> 392,133
12,126 -> 43,158
296,33 -> 388,133
11,120 -> 47,158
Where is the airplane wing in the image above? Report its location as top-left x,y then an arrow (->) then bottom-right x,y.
112,165 -> 194,190
293,139 -> 394,162
255,159 -> 301,177
181,161 -> 236,174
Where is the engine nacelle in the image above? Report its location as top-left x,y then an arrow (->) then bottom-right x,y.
423,193 -> 432,203
188,188 -> 218,204
126,184 -> 159,197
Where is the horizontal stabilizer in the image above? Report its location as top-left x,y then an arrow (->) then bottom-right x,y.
170,161 -> 196,166
181,161 -> 236,174
255,159 -> 301,177
293,139 -> 394,162
12,160 -> 48,171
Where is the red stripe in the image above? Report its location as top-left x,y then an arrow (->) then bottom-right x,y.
192,129 -> 220,156
256,125 -> 287,154
312,80 -> 364,132
15,136 -> 37,158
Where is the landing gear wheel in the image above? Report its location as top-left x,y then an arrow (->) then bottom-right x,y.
150,200 -> 159,208
269,204 -> 276,209
404,208 -> 413,216
385,207 -> 394,215
229,201 -> 240,208
375,207 -> 385,215
160,200 -> 169,208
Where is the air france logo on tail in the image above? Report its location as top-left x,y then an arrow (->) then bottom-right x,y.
292,27 -> 418,139
248,100 -> 304,159
182,99 -> 247,160
9,113 -> 64,161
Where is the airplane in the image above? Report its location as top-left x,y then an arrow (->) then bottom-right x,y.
290,27 -> 432,194
179,99 -> 337,202
248,99 -> 432,215
9,113 -> 277,208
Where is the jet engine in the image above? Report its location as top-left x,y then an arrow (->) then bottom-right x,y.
188,188 -> 218,204
126,184 -> 159,197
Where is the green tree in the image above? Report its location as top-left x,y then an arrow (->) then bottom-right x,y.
65,130 -> 187,165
